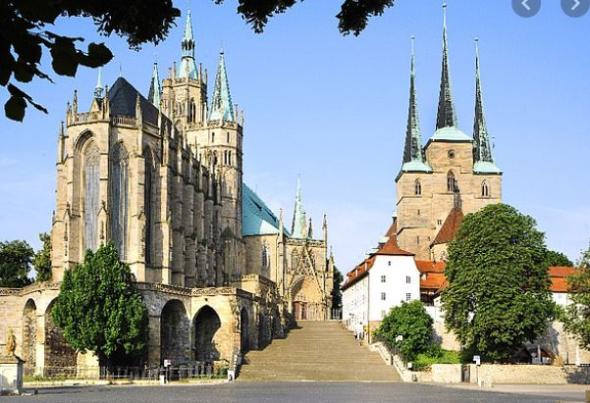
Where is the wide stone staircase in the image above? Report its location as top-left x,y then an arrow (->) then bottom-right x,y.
238,321 -> 400,381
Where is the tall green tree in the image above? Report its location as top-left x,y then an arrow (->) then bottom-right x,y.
331,267 -> 343,311
2,0 -> 179,121
374,300 -> 433,361
0,240 -> 34,287
33,232 -> 52,282
562,243 -> 590,349
52,243 -> 148,367
546,250 -> 574,267
441,204 -> 555,363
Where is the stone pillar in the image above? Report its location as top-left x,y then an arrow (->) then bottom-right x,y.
147,315 -> 161,366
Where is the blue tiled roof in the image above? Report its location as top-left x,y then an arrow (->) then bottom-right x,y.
242,184 -> 289,236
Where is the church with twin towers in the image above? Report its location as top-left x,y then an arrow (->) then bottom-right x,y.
0,10 -> 334,375
394,4 -> 502,262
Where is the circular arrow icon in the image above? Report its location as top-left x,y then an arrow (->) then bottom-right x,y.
561,0 -> 590,17
512,0 -> 542,17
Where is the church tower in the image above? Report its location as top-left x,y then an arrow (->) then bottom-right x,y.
190,49 -> 244,240
395,4 -> 502,260
161,10 -> 208,127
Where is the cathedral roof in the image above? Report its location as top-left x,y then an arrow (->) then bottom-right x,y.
209,50 -> 235,122
108,77 -> 160,125
431,207 -> 464,246
242,184 -> 289,236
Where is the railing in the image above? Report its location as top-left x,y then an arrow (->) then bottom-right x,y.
25,364 -> 228,383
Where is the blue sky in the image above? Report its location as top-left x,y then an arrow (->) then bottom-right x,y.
0,0 -> 589,273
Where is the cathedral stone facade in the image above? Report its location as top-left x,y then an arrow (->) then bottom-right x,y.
395,19 -> 502,261
0,11 -> 334,375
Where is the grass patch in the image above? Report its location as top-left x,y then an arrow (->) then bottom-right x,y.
412,349 -> 462,371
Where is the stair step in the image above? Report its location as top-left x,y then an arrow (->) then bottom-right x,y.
238,321 -> 400,382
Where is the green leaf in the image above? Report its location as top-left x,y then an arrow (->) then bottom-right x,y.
78,43 -> 113,68
50,37 -> 78,77
5,95 -> 26,122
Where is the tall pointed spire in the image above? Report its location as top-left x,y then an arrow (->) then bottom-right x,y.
472,39 -> 501,174
177,10 -> 198,79
148,62 -> 162,107
291,177 -> 307,239
436,3 -> 457,130
400,37 -> 431,174
94,67 -> 104,100
209,50 -> 235,122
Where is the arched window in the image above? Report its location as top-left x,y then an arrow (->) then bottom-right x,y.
110,143 -> 129,259
447,171 -> 457,193
262,245 -> 270,272
226,132 -> 230,143
144,150 -> 155,265
291,250 -> 300,269
224,150 -> 228,165
481,180 -> 490,197
228,151 -> 232,166
414,179 -> 422,196
211,132 -> 215,143
83,142 -> 100,252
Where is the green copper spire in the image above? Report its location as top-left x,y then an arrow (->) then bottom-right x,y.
436,3 -> 457,130
401,37 -> 431,173
472,39 -> 501,174
209,50 -> 235,122
177,10 -> 198,79
148,62 -> 162,107
291,177 -> 307,239
94,67 -> 104,100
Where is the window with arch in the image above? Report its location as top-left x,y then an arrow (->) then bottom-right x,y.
447,171 -> 457,193
228,151 -> 232,166
226,132 -> 230,143
211,132 -> 215,143
144,150 -> 156,265
481,180 -> 490,197
414,179 -> 422,196
262,244 -> 270,272
291,250 -> 300,269
83,141 -> 100,252
223,150 -> 228,165
110,143 -> 129,259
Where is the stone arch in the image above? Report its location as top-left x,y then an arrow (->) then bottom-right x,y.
193,305 -> 221,362
240,308 -> 249,353
160,299 -> 190,365
44,299 -> 77,371
22,299 -> 37,374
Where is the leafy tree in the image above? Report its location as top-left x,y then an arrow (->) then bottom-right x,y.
546,250 -> 573,267
216,0 -> 396,36
562,243 -> 590,349
52,243 -> 148,367
441,204 -> 555,363
0,240 -> 34,287
2,0 -> 179,121
33,232 -> 52,282
374,300 -> 433,361
331,267 -> 343,311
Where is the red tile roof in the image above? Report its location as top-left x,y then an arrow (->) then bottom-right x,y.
431,207 -> 464,246
341,221 -> 412,291
414,263 -> 579,295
